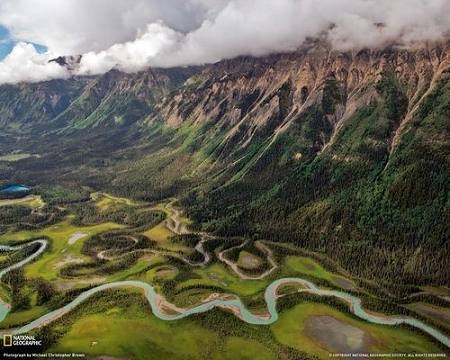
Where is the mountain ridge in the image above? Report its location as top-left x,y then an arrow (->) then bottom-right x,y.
0,40 -> 449,286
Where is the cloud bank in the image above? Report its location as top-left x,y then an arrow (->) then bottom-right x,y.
0,0 -> 449,84
0,43 -> 69,84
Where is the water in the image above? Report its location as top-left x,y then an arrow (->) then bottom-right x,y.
0,184 -> 30,193
0,240 -> 449,349
0,240 -> 47,322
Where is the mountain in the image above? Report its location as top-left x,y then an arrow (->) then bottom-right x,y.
49,55 -> 82,70
0,41 -> 449,287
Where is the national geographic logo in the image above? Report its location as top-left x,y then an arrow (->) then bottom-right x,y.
2,334 -> 42,347
3,335 -> 12,347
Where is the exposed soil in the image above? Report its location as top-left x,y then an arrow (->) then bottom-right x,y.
305,315 -> 375,357
68,232 -> 88,245
238,251 -> 263,270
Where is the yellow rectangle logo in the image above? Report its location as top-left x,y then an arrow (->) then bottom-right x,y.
3,334 -> 12,347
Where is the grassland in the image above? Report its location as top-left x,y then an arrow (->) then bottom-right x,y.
46,288 -> 448,360
237,251 -> 263,270
143,222 -> 174,243
45,287 -> 287,360
0,195 -> 44,208
141,202 -> 192,252
0,216 -> 123,280
52,304 -> 216,359
271,302 -> 445,359
0,306 -> 47,328
178,263 -> 270,297
135,259 -> 178,283
91,192 -> 139,211
0,195 -> 447,359
212,337 -> 276,360
284,255 -> 354,289
105,256 -> 164,283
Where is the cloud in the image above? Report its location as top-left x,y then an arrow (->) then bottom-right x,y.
0,0 -> 226,55
77,22 -> 182,75
0,43 -> 69,84
1,0 -> 450,83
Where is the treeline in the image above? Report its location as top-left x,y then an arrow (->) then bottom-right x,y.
0,204 -> 65,233
0,242 -> 41,270
70,201 -> 164,228
0,267 -> 56,314
181,75 -> 450,289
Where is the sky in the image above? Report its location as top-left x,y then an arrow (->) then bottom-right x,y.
0,25 -> 46,60
0,0 -> 449,84
0,25 -> 14,60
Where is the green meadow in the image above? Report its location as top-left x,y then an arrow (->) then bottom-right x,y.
0,195 -> 447,360
271,302 -> 445,359
92,192 -> 139,211
49,291 -> 277,360
0,195 -> 44,208
0,216 -> 123,280
53,313 -> 216,359
178,262 -> 270,297
284,255 -> 355,288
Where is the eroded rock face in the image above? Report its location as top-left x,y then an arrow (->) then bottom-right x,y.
141,41 -> 449,167
2,40 -> 449,175
2,41 -> 449,151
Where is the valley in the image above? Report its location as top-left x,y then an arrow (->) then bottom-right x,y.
1,42 -> 448,289
0,192 -> 448,359
0,40 -> 449,359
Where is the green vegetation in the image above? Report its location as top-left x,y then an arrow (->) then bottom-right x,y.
105,257 -> 156,282
0,306 -> 48,328
271,302 -> 444,359
0,199 -> 58,237
0,195 -> 44,208
54,312 -> 216,359
284,256 -> 353,288
143,222 -> 174,243
184,72 -> 449,288
179,263 -> 270,297
43,186 -> 91,205
237,250 -> 263,270
92,192 -> 139,211
48,291 -> 286,360
0,194 -> 447,359
0,216 -> 123,280
285,256 -> 334,281
0,48 -> 448,359
212,337 -> 276,360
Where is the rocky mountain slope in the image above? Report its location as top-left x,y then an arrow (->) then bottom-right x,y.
0,41 -> 449,286
145,41 -> 449,178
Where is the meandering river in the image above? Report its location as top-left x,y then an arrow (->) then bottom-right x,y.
0,238 -> 449,349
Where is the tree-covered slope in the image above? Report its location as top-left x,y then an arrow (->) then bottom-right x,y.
0,41 -> 448,287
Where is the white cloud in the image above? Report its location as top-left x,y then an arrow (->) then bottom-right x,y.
77,22 -> 181,75
0,0 -> 225,55
1,0 -> 450,83
0,42 -> 68,84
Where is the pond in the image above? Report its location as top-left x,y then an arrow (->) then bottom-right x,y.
0,184 -> 31,198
